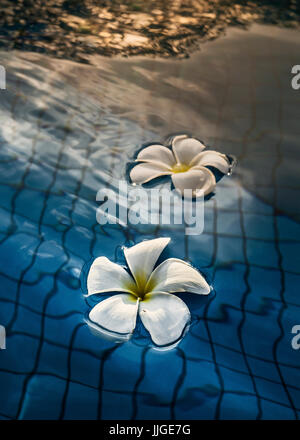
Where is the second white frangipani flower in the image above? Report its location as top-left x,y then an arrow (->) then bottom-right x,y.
87,237 -> 210,346
130,135 -> 231,197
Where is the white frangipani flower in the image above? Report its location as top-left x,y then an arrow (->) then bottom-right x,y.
87,237 -> 210,346
130,135 -> 231,197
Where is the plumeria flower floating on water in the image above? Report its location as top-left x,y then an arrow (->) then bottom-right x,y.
130,134 -> 232,197
87,237 -> 211,346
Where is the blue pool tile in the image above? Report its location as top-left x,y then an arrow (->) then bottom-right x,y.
42,193 -> 74,228
255,377 -> 291,407
188,233 -> 215,267
0,333 -> 40,373
65,226 -> 94,260
181,331 -> 214,363
38,342 -> 69,378
246,266 -> 281,314
214,345 -> 249,375
214,183 -> 240,211
242,315 -> 280,361
0,232 -> 40,279
0,158 -> 27,185
0,274 -> 17,302
285,272 -> 300,305
260,398 -> 296,420
0,206 -> 12,235
70,349 -> 100,389
0,184 -> 16,212
217,210 -> 242,236
203,206 -> 215,234
103,342 -> 144,393
212,265 -> 247,310
24,240 -> 68,283
207,308 -> 243,352
138,349 -> 184,407
0,414 -> 11,420
52,168 -> 83,195
92,225 -> 129,260
0,372 -> 26,419
19,375 -> 66,420
176,387 -> 220,419
246,239 -> 278,269
46,279 -> 85,316
219,366 -> 255,394
248,357 -> 282,383
24,163 -> 53,191
216,236 -> 244,265
243,213 -> 274,240
43,313 -> 84,348
72,198 -> 97,230
280,365 -> 300,389
241,188 -> 273,215
0,300 -> 17,327
176,359 -> 221,419
15,188 -> 45,223
11,304 -> 42,337
18,275 -> 55,312
71,323 -> 117,356
277,215 -> 300,241
280,241 -> 300,274
64,382 -> 98,420
287,387 -> 300,413
219,392 -> 259,419
101,391 -> 133,420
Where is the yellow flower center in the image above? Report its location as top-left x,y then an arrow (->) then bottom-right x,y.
171,163 -> 190,173
123,271 -> 156,300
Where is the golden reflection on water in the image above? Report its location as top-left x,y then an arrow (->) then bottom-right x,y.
0,0 -> 299,62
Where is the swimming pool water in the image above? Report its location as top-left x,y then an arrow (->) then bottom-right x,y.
0,28 -> 299,420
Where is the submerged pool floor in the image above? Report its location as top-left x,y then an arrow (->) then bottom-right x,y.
0,24 -> 299,419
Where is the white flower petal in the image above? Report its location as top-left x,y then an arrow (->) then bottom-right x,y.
139,293 -> 190,346
136,144 -> 175,168
191,150 -> 230,174
89,294 -> 139,334
172,135 -> 206,165
87,256 -> 136,296
147,258 -> 211,295
130,162 -> 172,184
171,167 -> 216,197
124,237 -> 170,288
